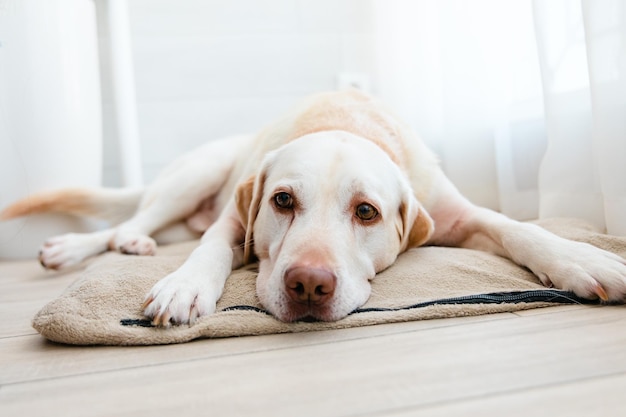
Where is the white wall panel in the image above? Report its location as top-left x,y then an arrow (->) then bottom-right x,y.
99,0 -> 375,185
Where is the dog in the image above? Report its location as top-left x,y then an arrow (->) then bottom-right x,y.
2,90 -> 625,326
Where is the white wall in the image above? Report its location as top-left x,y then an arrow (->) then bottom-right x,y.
97,0 -> 376,186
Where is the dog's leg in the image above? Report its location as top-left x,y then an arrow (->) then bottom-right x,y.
142,201 -> 245,326
39,228 -> 116,269
427,175 -> 626,302
112,136 -> 250,256
112,181 -> 217,257
38,191 -> 201,260
113,189 -> 220,256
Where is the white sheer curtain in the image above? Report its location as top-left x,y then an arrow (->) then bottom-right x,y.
373,0 -> 626,235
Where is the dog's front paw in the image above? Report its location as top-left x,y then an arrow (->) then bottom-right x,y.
532,240 -> 626,302
142,270 -> 218,327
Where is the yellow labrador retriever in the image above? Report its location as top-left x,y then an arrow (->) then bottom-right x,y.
3,90 -> 625,325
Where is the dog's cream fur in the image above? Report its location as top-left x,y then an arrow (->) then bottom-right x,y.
3,91 -> 625,325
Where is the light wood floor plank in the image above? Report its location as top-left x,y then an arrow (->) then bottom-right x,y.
0,301 -> 45,338
2,258 -> 624,417
0,313 -> 516,384
0,261 -> 79,302
1,306 -> 624,417
0,261 -> 80,337
379,372 -> 626,417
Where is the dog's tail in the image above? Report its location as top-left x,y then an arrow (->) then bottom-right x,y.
0,187 -> 143,225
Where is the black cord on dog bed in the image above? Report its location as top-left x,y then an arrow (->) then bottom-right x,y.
120,289 -> 598,328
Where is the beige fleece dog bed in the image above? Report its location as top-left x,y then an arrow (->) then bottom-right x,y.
32,218 -> 625,346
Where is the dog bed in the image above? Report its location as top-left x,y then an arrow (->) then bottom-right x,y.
32,218 -> 625,345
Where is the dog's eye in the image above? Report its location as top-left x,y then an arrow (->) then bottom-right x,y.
274,192 -> 293,209
355,203 -> 378,221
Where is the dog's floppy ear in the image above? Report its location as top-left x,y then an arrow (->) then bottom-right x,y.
235,175 -> 255,231
398,191 -> 434,252
235,170 -> 267,264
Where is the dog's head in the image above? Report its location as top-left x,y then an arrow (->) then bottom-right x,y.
236,131 -> 433,322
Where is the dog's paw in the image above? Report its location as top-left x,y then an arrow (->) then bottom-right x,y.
39,234 -> 100,269
115,233 -> 157,256
142,270 -> 218,327
532,240 -> 626,302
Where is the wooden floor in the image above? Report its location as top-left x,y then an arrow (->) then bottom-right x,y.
1,258 -> 625,417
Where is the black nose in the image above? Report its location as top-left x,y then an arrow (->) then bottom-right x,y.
284,267 -> 336,305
